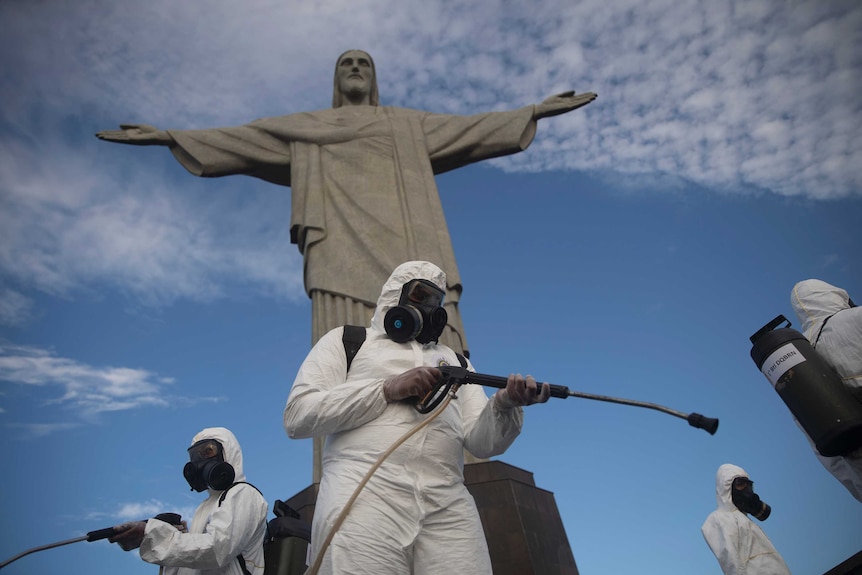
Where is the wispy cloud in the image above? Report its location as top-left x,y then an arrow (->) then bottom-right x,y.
0,286 -> 33,327
85,499 -> 197,524
0,343 -> 221,429
6,422 -> 81,439
3,1 -> 858,196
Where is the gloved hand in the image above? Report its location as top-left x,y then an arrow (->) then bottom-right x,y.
383,366 -> 441,403
494,374 -> 551,410
108,520 -> 147,551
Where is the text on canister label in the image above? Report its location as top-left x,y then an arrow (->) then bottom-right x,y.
761,342 -> 806,387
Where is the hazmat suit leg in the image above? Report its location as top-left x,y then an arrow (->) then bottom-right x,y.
412,490 -> 492,575
312,471 -> 419,575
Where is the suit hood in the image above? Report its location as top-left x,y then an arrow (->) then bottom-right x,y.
791,279 -> 852,343
715,463 -> 749,511
370,261 -> 447,332
190,427 -> 246,487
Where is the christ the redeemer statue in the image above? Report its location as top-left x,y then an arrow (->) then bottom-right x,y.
97,49 -> 596,359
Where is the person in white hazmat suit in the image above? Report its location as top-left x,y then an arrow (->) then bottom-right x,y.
702,464 -> 791,575
109,427 -> 269,575
284,261 -> 550,575
790,278 -> 862,502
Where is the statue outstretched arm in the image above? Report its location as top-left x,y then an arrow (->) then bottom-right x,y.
95,124 -> 173,146
533,91 -> 597,120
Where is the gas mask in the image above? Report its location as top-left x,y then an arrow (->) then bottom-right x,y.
384,279 -> 448,344
731,477 -> 771,521
183,438 -> 235,492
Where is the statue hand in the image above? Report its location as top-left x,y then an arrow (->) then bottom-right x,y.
95,124 -> 172,146
535,91 -> 597,119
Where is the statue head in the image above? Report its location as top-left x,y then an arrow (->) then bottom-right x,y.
332,49 -> 379,108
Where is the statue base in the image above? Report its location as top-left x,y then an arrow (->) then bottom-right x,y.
285,460 -> 578,574
824,549 -> 862,575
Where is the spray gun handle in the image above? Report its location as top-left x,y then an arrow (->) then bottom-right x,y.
437,366 -> 570,398
153,513 -> 183,525
85,527 -> 117,542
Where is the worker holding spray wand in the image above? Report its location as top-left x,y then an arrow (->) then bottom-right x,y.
109,427 -> 268,575
284,260 -> 718,575
0,427 -> 268,574
284,261 -> 551,575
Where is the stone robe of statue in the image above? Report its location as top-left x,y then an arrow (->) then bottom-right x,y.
97,49 -> 596,358
166,104 -> 538,353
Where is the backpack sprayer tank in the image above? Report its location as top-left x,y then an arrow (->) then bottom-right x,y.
750,315 -> 862,457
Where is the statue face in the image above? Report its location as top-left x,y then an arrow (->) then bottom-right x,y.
336,50 -> 374,101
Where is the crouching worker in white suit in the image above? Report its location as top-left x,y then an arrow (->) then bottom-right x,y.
109,427 -> 269,575
702,464 -> 791,575
284,261 -> 551,575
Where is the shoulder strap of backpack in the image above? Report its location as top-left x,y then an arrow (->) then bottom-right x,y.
342,325 -> 463,375
455,352 -> 468,369
236,554 -> 252,575
813,312 -> 838,349
342,325 -> 367,372
218,481 -> 263,507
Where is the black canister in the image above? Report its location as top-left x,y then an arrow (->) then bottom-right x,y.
750,315 -> 862,457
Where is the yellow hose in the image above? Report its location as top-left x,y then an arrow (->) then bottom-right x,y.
305,390 -> 457,575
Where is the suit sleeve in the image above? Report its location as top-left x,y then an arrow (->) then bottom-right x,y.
456,359 -> 523,459
139,485 -> 267,570
284,328 -> 389,438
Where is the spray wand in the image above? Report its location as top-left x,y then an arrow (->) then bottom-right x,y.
0,513 -> 182,570
417,365 -> 719,435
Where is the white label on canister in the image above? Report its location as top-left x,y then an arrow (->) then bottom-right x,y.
761,342 -> 806,387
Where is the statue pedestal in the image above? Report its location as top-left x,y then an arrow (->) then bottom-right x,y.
285,460 -> 578,574
464,460 -> 579,575
824,549 -> 862,575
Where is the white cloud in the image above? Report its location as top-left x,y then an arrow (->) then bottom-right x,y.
0,343 -> 220,423
0,138 -> 303,306
6,422 -> 80,439
86,499 -> 197,523
1,1 -> 858,197
114,500 -> 170,521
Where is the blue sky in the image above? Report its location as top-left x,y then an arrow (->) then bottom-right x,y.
1,1 -> 860,574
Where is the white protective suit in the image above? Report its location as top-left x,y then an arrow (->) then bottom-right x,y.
284,261 -> 524,575
791,279 -> 862,502
701,464 -> 791,575
139,427 -> 269,575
